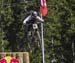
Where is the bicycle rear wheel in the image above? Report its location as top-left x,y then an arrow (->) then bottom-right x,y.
31,30 -> 41,47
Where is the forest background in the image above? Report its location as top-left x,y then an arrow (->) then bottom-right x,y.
0,0 -> 75,63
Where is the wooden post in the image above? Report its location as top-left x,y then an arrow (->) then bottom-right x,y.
18,53 -> 23,63
26,52 -> 30,63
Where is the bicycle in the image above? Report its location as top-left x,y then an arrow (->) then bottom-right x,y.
26,22 -> 41,51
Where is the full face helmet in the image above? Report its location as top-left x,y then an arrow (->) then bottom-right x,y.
31,11 -> 37,17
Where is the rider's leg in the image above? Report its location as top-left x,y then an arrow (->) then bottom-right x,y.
28,31 -> 31,37
27,24 -> 32,37
36,29 -> 41,47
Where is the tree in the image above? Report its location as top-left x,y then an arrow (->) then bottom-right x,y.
0,0 -> 75,63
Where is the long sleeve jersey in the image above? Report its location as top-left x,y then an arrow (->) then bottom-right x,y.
23,15 -> 44,25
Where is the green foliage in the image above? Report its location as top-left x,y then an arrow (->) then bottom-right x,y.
0,0 -> 75,63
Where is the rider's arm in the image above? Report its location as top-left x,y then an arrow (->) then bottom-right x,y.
23,15 -> 31,24
36,16 -> 44,23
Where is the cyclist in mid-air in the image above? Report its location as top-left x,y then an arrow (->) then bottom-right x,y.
23,10 -> 44,38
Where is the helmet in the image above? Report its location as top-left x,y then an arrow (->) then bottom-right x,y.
31,11 -> 37,17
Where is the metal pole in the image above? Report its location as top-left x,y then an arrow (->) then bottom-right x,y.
72,41 -> 75,63
40,15 -> 45,63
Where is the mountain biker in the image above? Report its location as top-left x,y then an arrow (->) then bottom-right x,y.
23,10 -> 44,37
23,11 -> 44,24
